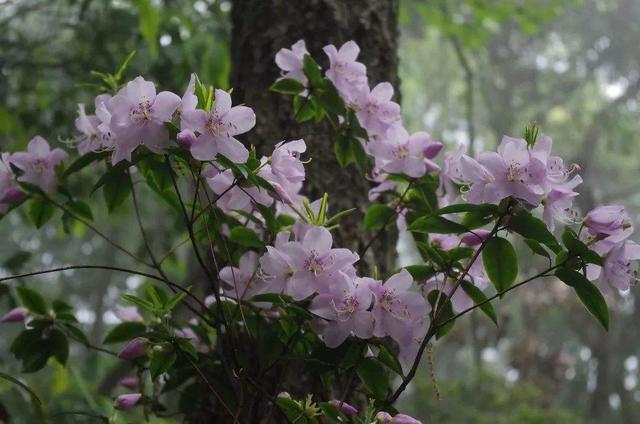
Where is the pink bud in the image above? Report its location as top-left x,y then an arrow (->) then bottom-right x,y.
115,393 -> 142,411
391,414 -> 422,424
1,188 -> 23,204
375,412 -> 393,423
0,307 -> 28,323
461,230 -> 492,247
114,305 -> 143,322
176,129 -> 197,147
118,337 -> 147,360
119,377 -> 139,390
423,141 -> 444,159
329,400 -> 358,416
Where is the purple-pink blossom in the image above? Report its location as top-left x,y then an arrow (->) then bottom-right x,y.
275,40 -> 309,87
107,76 -> 180,163
117,337 -> 147,360
323,41 -> 368,100
309,273 -> 374,347
119,377 -> 139,390
115,393 -> 142,411
353,82 -> 401,136
0,153 -> 20,213
182,89 -> 255,163
328,399 -> 358,416
369,126 -> 436,178
10,136 -> 68,193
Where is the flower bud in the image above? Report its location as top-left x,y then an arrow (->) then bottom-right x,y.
117,337 -> 147,360
328,400 -> 358,416
115,393 -> 142,411
391,414 -> 422,424
119,377 -> 140,390
423,141 -> 444,159
1,188 -> 23,204
176,129 -> 197,147
461,230 -> 492,247
375,412 -> 393,423
0,307 -> 28,323
584,205 -> 626,236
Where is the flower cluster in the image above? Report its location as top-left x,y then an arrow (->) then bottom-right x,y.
275,40 -> 444,185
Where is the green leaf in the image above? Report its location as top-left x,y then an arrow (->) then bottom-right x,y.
555,267 -> 609,330
21,343 -> 51,373
509,211 -> 561,253
28,198 -> 55,229
270,78 -> 305,95
16,287 -> 47,315
408,215 -> 467,234
149,349 -> 176,380
356,358 -> 389,399
121,294 -> 156,312
460,281 -> 498,326
66,200 -> 93,221
403,264 -> 436,281
229,226 -> 263,248
10,329 -> 43,358
63,151 -> 108,177
302,54 -> 323,87
48,329 -> 69,365
333,133 -> 352,167
561,227 -> 603,266
427,291 -> 456,339
363,204 -> 394,231
103,171 -> 131,212
165,290 -> 188,311
524,239 -> 551,259
461,208 -> 497,229
436,203 -> 499,216
482,237 -> 518,292
276,396 -> 303,422
103,322 -> 146,344
376,344 -> 404,376
293,95 -> 315,122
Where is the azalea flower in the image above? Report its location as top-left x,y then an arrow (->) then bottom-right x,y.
118,337 -> 147,360
219,251 -> 267,299
323,41 -> 368,99
0,307 -> 28,323
0,153 -> 20,213
275,39 -> 309,87
107,76 -> 181,163
10,136 -> 68,193
115,393 -> 142,411
182,89 -> 255,163
353,82 -> 401,136
309,273 -> 374,347
368,126 -> 434,178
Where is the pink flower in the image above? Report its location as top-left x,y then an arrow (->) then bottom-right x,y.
259,231 -> 296,294
542,175 -> 582,231
115,393 -> 142,411
457,154 -> 501,204
369,126 -> 434,178
10,136 -> 68,193
585,205 -> 628,238
220,251 -> 267,299
204,165 -> 272,213
353,82 -> 401,136
179,74 -> 198,117
0,307 -> 28,323
0,153 -> 20,213
280,226 -> 359,300
309,273 -> 374,347
375,412 -> 423,424
588,238 -> 640,292
176,129 -> 197,147
257,139 -> 307,204
323,41 -> 368,99
117,337 -> 147,360
328,399 -> 358,416
461,230 -> 492,247
107,76 -> 181,163
368,270 -> 428,355
275,40 -> 309,87
75,94 -> 114,155
119,377 -> 139,390
476,136 -> 547,206
182,89 -> 255,163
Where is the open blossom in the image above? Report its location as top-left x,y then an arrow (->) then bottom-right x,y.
75,94 -> 114,155
458,154 -> 501,204
275,40 -> 309,86
256,139 -> 307,204
368,270 -> 428,352
309,273 -> 374,347
369,126 -> 438,178
179,73 -> 198,117
10,136 -> 68,193
542,175 -> 582,231
220,251 -> 267,299
323,41 -> 368,99
107,76 -> 181,163
275,226 -> 359,300
182,89 -> 255,163
259,231 -> 296,294
0,153 -> 21,213
476,136 -> 546,205
353,82 -> 401,136
204,165 -> 272,213
115,393 -> 142,411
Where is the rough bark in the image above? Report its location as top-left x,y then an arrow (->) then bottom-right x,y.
230,0 -> 399,257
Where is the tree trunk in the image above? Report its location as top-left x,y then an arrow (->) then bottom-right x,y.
230,0 -> 399,257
